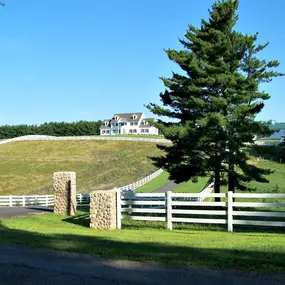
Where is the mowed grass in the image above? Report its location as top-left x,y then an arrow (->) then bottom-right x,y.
175,177 -> 210,193
219,159 -> 285,194
0,140 -> 163,195
137,172 -> 210,193
0,208 -> 285,273
136,171 -> 169,192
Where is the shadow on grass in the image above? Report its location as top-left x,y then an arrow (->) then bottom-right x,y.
63,205 -> 285,234
63,205 -> 90,227
62,211 -> 285,236
0,220 -> 285,274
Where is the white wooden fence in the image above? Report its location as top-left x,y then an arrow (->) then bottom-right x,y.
0,194 -> 90,207
117,191 -> 285,232
0,135 -> 171,145
119,168 -> 164,191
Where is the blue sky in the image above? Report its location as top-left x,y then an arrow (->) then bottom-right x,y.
0,0 -> 284,125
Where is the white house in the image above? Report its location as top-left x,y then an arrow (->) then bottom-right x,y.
100,112 -> 159,136
258,120 -> 285,140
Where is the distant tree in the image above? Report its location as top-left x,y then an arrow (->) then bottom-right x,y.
147,0 -> 283,198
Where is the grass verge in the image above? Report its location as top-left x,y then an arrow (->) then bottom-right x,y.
0,208 -> 285,273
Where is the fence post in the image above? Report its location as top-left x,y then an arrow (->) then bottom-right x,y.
35,195 -> 38,206
227,191 -> 233,232
22,195 -> 26,207
167,191 -> 172,230
116,188 -> 122,229
45,194 -> 48,207
79,193 -> 82,204
9,195 -> 12,207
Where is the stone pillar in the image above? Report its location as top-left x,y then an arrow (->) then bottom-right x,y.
53,172 -> 76,216
90,190 -> 117,230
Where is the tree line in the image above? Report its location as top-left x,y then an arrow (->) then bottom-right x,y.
0,121 -> 102,139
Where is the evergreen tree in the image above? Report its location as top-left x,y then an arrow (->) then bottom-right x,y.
147,0 -> 283,197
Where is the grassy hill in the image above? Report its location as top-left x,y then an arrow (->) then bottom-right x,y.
0,140 -> 163,195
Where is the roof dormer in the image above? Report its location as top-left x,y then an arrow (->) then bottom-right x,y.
104,121 -> 109,126
114,115 -> 120,121
132,114 -> 138,120
142,120 -> 148,125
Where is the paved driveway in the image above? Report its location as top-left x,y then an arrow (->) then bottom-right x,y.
0,207 -> 52,219
0,243 -> 284,285
154,180 -> 183,193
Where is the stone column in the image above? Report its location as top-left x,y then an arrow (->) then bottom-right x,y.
53,172 -> 76,216
90,189 -> 117,229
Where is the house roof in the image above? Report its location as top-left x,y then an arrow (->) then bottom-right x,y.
268,122 -> 285,131
111,112 -> 143,122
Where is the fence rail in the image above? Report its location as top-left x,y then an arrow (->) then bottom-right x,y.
0,194 -> 90,207
0,135 -> 171,145
117,191 -> 285,231
119,168 -> 164,192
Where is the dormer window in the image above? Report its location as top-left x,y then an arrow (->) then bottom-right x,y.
132,114 -> 138,120
104,121 -> 109,126
114,115 -> 119,121
143,120 -> 148,125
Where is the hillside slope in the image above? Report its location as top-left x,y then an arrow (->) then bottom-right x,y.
0,140 -> 163,195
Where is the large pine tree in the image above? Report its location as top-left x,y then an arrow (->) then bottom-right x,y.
147,0 -> 283,196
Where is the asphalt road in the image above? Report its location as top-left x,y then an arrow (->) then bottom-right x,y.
0,207 -> 52,219
154,180 -> 183,193
0,243 -> 284,285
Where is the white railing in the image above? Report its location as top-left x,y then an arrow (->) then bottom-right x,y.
0,195 -> 54,207
0,194 -> 90,207
117,191 -> 285,231
0,135 -> 171,145
119,168 -> 164,192
196,182 -> 214,202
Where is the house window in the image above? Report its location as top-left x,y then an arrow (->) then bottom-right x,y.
112,123 -> 118,126
130,122 -> 133,126
133,129 -> 137,133
102,130 -> 105,134
141,129 -> 144,133
106,130 -> 110,134
134,122 -> 138,125
144,129 -> 149,133
112,130 -> 118,134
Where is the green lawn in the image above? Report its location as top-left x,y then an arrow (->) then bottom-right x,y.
0,140 -> 163,195
220,159 -> 285,194
174,177 -> 210,193
255,139 -> 281,143
0,208 -> 285,273
136,172 -> 210,193
136,172 -> 169,192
